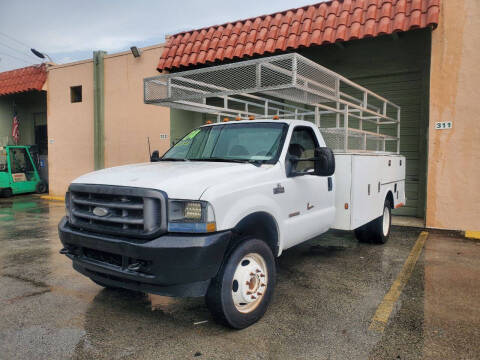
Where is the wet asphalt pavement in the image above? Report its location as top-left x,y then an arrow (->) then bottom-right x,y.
0,195 -> 479,360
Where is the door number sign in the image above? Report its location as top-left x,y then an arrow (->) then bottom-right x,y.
435,121 -> 452,130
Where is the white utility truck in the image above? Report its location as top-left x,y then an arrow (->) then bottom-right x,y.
59,54 -> 405,328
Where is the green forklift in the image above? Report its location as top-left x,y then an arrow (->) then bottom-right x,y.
0,145 -> 47,197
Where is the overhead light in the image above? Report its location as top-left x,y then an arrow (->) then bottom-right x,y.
31,48 -> 53,62
130,46 -> 142,58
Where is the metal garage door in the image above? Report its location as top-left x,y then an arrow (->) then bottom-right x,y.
352,72 -> 427,217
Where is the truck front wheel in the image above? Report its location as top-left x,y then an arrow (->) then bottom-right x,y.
206,238 -> 276,329
355,199 -> 392,244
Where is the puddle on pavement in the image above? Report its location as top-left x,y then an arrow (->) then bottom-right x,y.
148,294 -> 177,311
306,230 -> 358,254
147,294 -> 209,322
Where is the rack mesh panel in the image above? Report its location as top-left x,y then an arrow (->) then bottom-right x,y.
144,53 -> 400,154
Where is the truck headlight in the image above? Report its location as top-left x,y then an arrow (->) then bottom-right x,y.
167,200 -> 216,233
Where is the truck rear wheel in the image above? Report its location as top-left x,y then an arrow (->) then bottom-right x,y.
355,199 -> 392,244
206,238 -> 276,329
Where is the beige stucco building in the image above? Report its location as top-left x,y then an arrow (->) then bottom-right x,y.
427,0 -> 480,231
2,0 -> 477,233
47,44 -> 170,196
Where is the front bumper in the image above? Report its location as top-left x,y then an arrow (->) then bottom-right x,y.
58,217 -> 231,297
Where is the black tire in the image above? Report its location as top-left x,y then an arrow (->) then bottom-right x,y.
206,238 -> 276,329
354,224 -> 371,243
36,181 -> 47,194
355,199 -> 392,244
2,188 -> 12,198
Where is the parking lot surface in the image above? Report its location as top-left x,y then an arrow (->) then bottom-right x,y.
0,196 -> 478,359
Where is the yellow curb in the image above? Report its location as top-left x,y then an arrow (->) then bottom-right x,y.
369,231 -> 429,333
40,195 -> 65,201
465,231 -> 480,240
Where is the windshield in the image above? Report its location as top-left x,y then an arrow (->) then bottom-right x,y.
162,122 -> 288,164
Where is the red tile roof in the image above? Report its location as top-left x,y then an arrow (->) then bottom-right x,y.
157,0 -> 440,71
0,64 -> 47,96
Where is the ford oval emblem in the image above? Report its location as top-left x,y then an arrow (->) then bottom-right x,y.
93,207 -> 109,217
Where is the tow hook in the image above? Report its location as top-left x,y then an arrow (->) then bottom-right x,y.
127,262 -> 143,271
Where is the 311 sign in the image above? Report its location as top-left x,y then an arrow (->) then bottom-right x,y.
435,121 -> 453,130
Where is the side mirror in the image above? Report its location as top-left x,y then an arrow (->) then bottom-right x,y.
314,147 -> 335,176
150,150 -> 160,162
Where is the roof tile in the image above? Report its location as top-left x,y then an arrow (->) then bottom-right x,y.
286,33 -> 298,49
350,21 -> 362,39
197,50 -> 207,63
224,46 -> 234,59
158,0 -> 440,71
206,49 -> 216,63
244,42 -> 254,56
0,64 -> 47,96
409,8 -> 422,27
298,31 -> 310,47
253,40 -> 265,55
378,16 -> 391,34
275,36 -> 287,51
188,52 -> 198,66
336,24 -> 348,41
264,37 -> 276,53
215,47 -> 225,61
233,43 -> 245,58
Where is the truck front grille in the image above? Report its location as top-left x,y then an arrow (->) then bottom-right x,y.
68,184 -> 167,239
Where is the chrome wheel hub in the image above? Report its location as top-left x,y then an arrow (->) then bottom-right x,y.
231,253 -> 268,313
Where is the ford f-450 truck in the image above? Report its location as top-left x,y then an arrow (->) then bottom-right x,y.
59,53 -> 406,328
59,119 -> 405,328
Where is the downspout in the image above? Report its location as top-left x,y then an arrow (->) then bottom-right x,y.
93,50 -> 106,170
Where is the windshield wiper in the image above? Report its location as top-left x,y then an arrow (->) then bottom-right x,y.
189,157 -> 246,163
189,157 -> 262,166
159,158 -> 187,161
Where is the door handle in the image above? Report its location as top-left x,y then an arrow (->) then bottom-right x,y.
328,177 -> 333,191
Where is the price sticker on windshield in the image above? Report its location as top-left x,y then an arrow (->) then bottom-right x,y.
435,121 -> 452,130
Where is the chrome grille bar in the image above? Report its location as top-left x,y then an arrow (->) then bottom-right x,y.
67,184 -> 167,239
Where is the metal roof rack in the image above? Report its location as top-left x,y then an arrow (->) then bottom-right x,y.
144,53 -> 400,154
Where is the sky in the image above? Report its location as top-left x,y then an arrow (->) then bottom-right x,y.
0,0 -> 320,72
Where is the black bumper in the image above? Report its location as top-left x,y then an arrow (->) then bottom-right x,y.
58,217 -> 231,297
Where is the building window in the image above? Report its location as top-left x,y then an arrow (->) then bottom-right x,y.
70,86 -> 82,103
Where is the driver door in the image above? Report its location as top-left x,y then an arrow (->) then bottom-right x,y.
281,126 -> 335,249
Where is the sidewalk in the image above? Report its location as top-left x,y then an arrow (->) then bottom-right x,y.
424,232 -> 480,359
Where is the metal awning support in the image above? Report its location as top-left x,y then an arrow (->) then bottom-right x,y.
144,53 -> 400,154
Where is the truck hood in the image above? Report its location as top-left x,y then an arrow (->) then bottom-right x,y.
72,161 -> 265,199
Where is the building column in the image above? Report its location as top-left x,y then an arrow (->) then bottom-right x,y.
93,50 -> 106,170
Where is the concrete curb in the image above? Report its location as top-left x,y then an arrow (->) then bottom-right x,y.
40,195 -> 65,201
465,231 -> 480,241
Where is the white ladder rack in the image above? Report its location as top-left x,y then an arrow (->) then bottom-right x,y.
144,53 -> 400,154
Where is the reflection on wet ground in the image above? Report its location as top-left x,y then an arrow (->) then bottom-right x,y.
0,195 -> 479,359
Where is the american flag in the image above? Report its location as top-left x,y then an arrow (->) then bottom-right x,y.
12,109 -> 19,144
